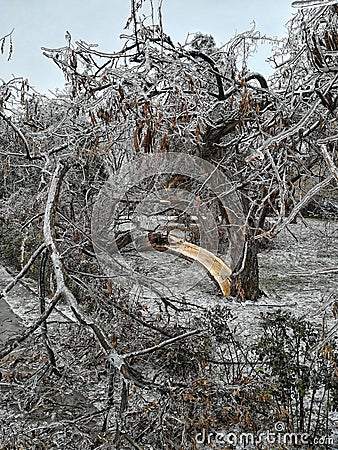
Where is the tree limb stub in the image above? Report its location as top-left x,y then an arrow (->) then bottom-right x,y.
147,232 -> 232,296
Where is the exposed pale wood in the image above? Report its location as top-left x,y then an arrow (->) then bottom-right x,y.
147,232 -> 232,296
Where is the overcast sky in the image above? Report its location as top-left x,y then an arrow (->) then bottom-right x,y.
0,0 -> 294,94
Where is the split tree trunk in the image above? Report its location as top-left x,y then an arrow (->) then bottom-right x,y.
200,127 -> 262,300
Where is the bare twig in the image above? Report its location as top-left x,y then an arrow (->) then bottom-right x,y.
0,243 -> 46,299
273,175 -> 334,234
0,111 -> 34,160
123,328 -> 204,359
0,293 -> 61,360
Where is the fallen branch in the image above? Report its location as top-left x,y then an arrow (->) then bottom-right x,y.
43,162 -> 146,386
39,248 -> 59,374
288,267 -> 338,276
122,231 -> 232,296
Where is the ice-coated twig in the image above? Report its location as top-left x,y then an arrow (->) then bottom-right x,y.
292,0 -> 338,9
0,243 -> 46,299
123,328 -> 204,359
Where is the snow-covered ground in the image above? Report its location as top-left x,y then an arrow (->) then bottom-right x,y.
1,218 -> 337,344
0,217 -> 337,448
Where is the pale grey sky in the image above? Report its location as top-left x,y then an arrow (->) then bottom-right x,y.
0,0 -> 294,93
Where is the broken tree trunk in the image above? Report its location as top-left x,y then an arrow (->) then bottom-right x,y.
92,153 -> 245,298
137,232 -> 232,296
167,236 -> 232,296
108,229 -> 233,296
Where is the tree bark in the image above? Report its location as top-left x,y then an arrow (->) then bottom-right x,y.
230,237 -> 261,301
200,119 -> 262,300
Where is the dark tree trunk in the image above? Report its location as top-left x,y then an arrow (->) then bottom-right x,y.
230,237 -> 262,301
199,125 -> 263,300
